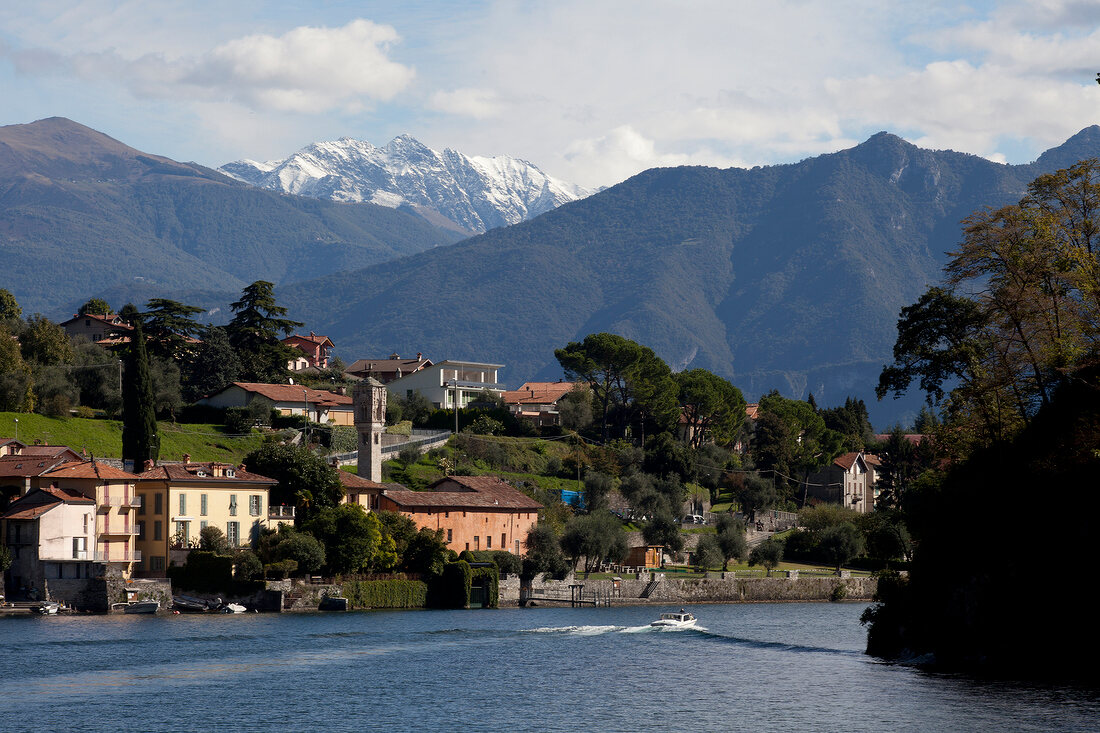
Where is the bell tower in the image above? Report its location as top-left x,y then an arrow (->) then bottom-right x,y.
353,378 -> 387,483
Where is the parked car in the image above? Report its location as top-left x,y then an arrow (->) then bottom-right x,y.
684,514 -> 705,525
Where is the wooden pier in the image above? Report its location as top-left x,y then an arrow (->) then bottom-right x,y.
519,583 -> 613,607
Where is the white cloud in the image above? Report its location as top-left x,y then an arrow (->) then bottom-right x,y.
428,88 -> 504,119
6,18 -> 415,114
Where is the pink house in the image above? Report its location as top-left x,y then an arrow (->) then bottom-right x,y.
283,332 -> 334,371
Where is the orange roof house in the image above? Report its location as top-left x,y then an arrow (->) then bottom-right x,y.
198,382 -> 354,425
503,381 -> 581,427
58,312 -> 133,345
378,476 -> 542,555
283,332 -> 334,371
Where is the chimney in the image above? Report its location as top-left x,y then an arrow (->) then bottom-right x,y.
310,331 -> 315,337
416,352 -> 422,360
183,453 -> 191,464
143,459 -> 154,472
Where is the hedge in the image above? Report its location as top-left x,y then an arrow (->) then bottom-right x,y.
471,565 -> 500,608
343,579 -> 429,609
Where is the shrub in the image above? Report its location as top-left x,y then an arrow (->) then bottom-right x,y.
276,533 -> 326,575
265,559 -> 298,579
343,579 -> 429,609
234,550 -> 263,581
224,407 -> 253,435
437,561 -> 473,609
199,525 -> 229,554
74,405 -> 96,419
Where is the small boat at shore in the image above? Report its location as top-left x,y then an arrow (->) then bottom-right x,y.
121,600 -> 160,614
36,601 -> 61,615
220,602 -> 247,614
651,610 -> 697,628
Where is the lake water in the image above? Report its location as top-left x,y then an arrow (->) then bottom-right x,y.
2,603 -> 1098,732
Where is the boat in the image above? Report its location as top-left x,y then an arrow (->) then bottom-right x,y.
36,601 -> 61,615
173,595 -> 215,613
123,600 -> 160,614
650,609 -> 697,628
220,602 -> 247,614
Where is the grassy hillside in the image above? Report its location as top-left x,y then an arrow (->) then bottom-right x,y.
0,413 -> 266,464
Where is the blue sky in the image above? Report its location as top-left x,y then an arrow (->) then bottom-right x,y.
2,0 -> 1099,187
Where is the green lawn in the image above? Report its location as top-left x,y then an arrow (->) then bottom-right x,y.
1,412 -> 267,464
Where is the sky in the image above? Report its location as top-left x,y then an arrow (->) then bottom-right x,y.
2,0 -> 1100,189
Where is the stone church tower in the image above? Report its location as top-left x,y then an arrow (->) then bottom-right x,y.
353,378 -> 387,483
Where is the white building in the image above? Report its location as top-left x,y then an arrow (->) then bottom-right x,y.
387,360 -> 505,409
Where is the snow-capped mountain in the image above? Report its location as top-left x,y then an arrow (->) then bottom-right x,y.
220,135 -> 595,234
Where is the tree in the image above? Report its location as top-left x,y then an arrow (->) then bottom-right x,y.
242,443 -> 344,520
70,339 -> 121,414
715,514 -> 747,571
0,324 -> 33,412
560,511 -> 628,576
817,523 -> 865,573
748,536 -> 784,576
121,319 -> 159,468
403,527 -> 449,576
693,534 -> 721,570
20,315 -> 72,366
303,504 -> 382,574
182,326 -> 241,402
275,531 -> 326,575
641,511 -> 684,558
0,289 -> 21,322
558,385 -> 594,430
199,525 -> 229,554
226,280 -> 302,383
522,524 -> 570,579
819,397 -> 873,451
142,298 -> 204,362
675,369 -> 746,449
873,429 -> 926,509
583,470 -> 614,512
77,298 -> 112,316
234,550 -> 263,581
734,474 -> 777,523
375,510 -> 419,559
756,392 -> 842,501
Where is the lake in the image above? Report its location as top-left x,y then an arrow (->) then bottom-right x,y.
2,603 -> 1098,732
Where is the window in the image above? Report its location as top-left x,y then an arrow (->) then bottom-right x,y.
249,495 -> 261,517
200,520 -> 208,531
444,511 -> 449,518
136,522 -> 145,540
153,520 -> 162,541
447,529 -> 452,542
179,493 -> 186,515
72,537 -> 86,559
151,556 -> 166,572
501,533 -> 506,548
138,495 -> 146,515
154,493 -> 163,515
229,495 -> 237,516
474,536 -> 480,550
178,521 -> 190,545
487,535 -> 492,548
83,513 -> 88,533
227,522 -> 239,546
200,494 -> 208,516
465,542 -> 469,551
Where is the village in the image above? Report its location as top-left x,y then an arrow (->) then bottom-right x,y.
1,304 -> 902,616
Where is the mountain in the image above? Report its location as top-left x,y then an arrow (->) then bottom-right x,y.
277,127 -> 1100,428
0,117 -> 464,317
219,135 -> 594,235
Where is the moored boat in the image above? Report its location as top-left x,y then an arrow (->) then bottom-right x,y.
122,600 -> 160,614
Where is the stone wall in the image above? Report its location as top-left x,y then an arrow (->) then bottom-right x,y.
502,572 -> 876,605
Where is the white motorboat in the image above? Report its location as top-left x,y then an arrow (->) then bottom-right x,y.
220,602 -> 247,614
650,610 -> 697,628
36,601 -> 61,615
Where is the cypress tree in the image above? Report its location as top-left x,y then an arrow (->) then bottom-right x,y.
121,317 -> 159,468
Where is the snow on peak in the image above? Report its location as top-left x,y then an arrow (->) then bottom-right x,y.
219,135 -> 593,233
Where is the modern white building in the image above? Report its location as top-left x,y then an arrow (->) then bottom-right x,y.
387,360 -> 505,409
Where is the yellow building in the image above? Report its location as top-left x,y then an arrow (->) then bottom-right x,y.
134,459 -> 283,576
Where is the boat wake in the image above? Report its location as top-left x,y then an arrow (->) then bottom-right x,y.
520,625 -> 856,655
523,624 -> 704,635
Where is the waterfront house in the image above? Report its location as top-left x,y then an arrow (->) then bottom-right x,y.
198,382 -> 354,425
134,458 -> 279,576
387,360 -> 505,409
378,476 -> 541,555
1,486 -> 96,602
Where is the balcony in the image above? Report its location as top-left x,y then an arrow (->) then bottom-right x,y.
269,505 -> 296,520
97,521 -> 139,536
101,495 -> 142,508
93,550 -> 142,562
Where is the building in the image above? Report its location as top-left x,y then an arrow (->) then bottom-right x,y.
387,360 -> 505,409
134,459 -> 280,576
378,476 -> 541,555
345,353 -> 432,384
805,451 -> 876,513
353,379 -> 388,483
198,382 -> 354,425
1,486 -> 97,602
58,312 -> 133,344
338,470 -> 387,511
503,381 -> 580,427
283,332 -> 334,371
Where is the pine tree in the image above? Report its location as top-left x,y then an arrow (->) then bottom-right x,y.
121,319 -> 159,468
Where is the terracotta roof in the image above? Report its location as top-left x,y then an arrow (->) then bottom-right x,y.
345,357 -> 432,378
0,455 -> 69,478
135,461 -> 275,484
0,486 -> 93,520
503,381 -> 576,405
45,460 -> 139,480
225,382 -> 352,407
745,403 -> 759,420
59,312 -> 132,330
17,445 -> 82,460
338,470 -> 385,490
382,476 -> 543,510
284,333 -> 334,348
833,452 -> 865,470
864,453 -> 882,466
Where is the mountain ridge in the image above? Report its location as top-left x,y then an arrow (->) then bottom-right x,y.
220,134 -> 595,234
